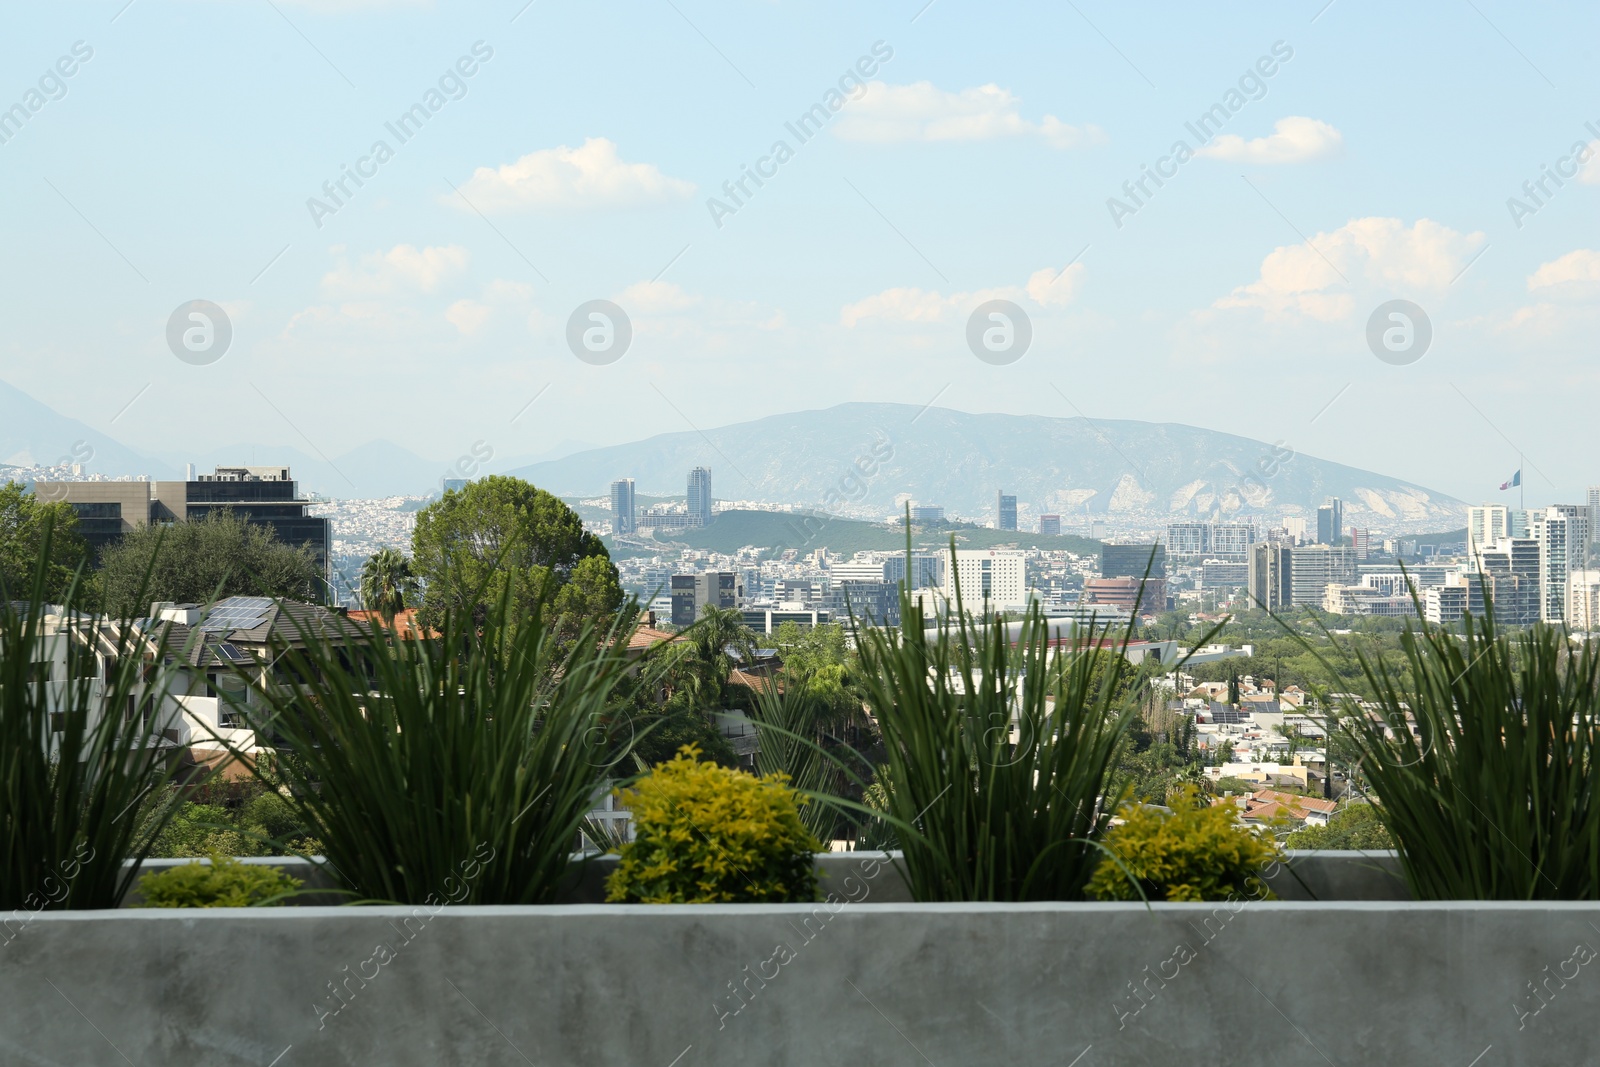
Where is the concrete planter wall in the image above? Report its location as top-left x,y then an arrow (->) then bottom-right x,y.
6,853 -> 1591,1065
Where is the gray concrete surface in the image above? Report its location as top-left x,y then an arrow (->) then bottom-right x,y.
6,883 -> 1598,1065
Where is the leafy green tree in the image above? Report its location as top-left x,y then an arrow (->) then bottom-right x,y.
359,547 -> 417,621
0,481 -> 88,600
1285,803 -> 1393,850
772,621 -> 848,678
98,509 -> 323,617
411,476 -> 621,633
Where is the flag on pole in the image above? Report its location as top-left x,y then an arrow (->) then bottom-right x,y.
1498,470 -> 1521,490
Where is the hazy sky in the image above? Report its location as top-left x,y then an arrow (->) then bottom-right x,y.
2,0 -> 1596,504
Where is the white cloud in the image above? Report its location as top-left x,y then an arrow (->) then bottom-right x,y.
1025,263 -> 1085,307
832,81 -> 1102,149
616,280 -> 700,314
321,244 -> 469,297
842,262 -> 1085,327
1215,217 -> 1485,321
1195,116 -> 1342,164
452,137 -> 695,211
446,299 -> 491,336
1528,249 -> 1600,289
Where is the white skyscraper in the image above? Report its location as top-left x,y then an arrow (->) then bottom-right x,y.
1534,507 -> 1576,623
1568,570 -> 1600,632
1467,504 -> 1510,565
942,550 -> 1027,611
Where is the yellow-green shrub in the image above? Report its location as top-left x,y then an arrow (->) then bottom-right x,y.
606,746 -> 821,903
1087,787 -> 1283,902
134,855 -> 302,908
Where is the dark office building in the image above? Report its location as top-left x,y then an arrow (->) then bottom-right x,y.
670,571 -> 741,626
829,580 -> 901,627
1317,498 -> 1344,545
36,466 -> 331,583
996,492 -> 1017,532
1101,543 -> 1166,579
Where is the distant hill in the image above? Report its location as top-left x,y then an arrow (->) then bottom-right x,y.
607,509 -> 1103,558
510,403 -> 1466,530
0,379 -> 176,478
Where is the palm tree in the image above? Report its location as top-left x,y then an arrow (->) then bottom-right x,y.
360,548 -> 418,623
683,605 -> 759,709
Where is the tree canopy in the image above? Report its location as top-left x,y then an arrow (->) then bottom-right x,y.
0,481 -> 90,601
410,476 -> 623,634
98,509 -> 324,617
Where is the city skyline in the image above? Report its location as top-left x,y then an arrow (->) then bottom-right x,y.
3,3 -> 1598,509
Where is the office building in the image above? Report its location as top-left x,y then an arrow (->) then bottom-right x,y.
1038,514 -> 1061,537
1533,507 -> 1579,623
1473,538 -> 1541,624
669,571 -> 741,626
1569,570 -> 1600,631
1588,487 -> 1600,547
1350,528 -> 1371,560
1166,522 -> 1257,562
610,479 -> 637,534
741,607 -> 830,634
1316,498 -> 1343,545
830,580 -> 900,627
36,466 -> 331,581
1424,583 -> 1469,625
1248,543 -> 1293,610
943,550 -> 1027,611
1101,543 -> 1166,579
1083,576 -> 1165,616
1200,560 -> 1249,589
908,504 -> 945,523
687,467 -> 713,528
1467,504 -> 1512,564
1289,545 -> 1359,607
996,492 -> 1017,532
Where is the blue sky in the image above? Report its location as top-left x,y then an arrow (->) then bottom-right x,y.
2,0 -> 1597,504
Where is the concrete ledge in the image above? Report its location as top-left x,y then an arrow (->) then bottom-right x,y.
7,896 -> 1598,1065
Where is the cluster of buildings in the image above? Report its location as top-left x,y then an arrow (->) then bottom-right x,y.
610,468 -> 713,533
1235,496 -> 1600,627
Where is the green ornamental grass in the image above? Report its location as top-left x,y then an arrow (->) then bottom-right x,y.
1327,609 -> 1600,899
852,579 -> 1138,902
230,585 -> 637,906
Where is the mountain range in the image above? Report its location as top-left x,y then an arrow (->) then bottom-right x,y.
508,403 -> 1465,528
2,381 -> 1463,527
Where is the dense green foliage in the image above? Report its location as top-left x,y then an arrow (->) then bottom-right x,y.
0,587 -> 188,910
411,475 -> 623,637
854,592 -> 1135,902
0,483 -> 88,601
238,590 -> 636,905
1087,787 -> 1283,902
1329,613 -> 1600,899
606,746 -> 820,903
143,780 -> 319,858
98,509 -> 323,616
1285,804 -> 1393,850
134,855 -> 302,908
